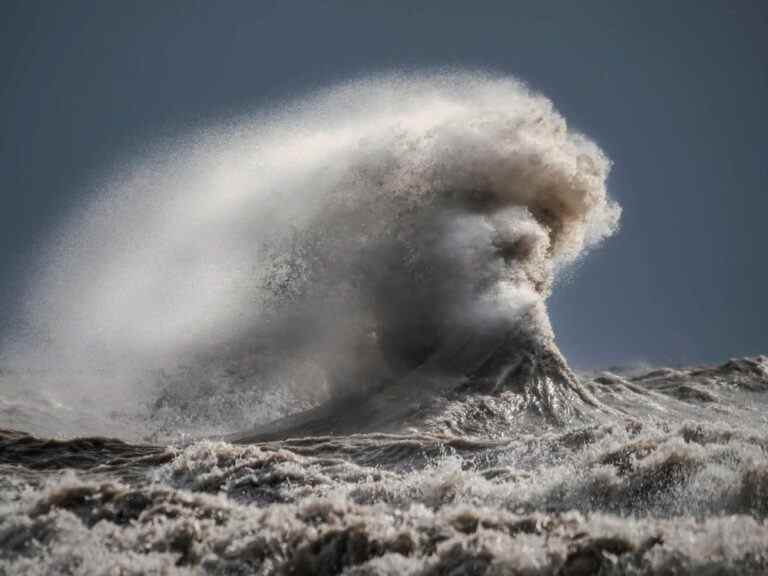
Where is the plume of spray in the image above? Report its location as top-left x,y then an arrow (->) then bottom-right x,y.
2,72 -> 620,439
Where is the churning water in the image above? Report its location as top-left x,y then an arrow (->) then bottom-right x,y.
1,72 -> 766,575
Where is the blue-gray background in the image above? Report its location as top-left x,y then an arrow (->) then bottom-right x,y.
1,1 -> 765,368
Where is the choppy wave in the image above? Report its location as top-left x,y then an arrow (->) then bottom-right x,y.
2,357 -> 768,574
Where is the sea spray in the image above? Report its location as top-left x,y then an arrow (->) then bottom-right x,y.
4,71 -> 619,440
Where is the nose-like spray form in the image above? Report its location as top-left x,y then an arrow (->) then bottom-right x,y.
6,72 -> 620,439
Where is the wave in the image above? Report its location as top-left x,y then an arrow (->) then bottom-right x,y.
4,380 -> 768,575
1,71 -> 620,440
3,357 -> 768,574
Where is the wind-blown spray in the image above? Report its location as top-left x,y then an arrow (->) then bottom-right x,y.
4,72 -> 620,439
7,72 -> 768,576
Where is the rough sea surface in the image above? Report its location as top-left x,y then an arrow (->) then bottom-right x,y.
2,354 -> 768,575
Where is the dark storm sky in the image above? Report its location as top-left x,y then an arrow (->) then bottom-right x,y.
1,1 -> 766,368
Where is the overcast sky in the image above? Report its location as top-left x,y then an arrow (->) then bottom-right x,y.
1,1 -> 766,368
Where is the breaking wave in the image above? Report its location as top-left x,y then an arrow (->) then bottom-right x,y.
2,71 -> 619,440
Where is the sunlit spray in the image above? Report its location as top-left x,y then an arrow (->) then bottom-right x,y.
2,71 -> 620,438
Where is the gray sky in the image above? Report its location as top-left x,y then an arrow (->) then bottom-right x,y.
1,1 -> 766,368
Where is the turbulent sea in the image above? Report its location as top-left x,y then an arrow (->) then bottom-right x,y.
3,356 -> 768,575
2,72 -> 766,574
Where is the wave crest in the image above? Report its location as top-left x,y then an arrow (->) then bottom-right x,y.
5,71 -> 620,439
